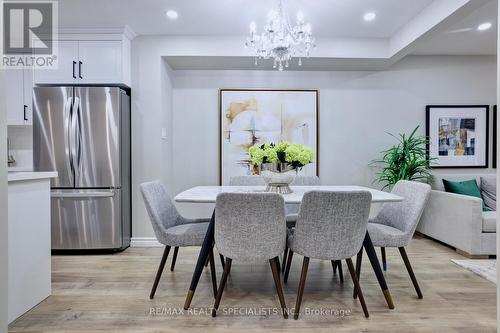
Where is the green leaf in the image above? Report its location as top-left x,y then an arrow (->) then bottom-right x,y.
372,125 -> 435,188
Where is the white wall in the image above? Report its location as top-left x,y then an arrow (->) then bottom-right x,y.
131,37 -> 496,239
0,70 -> 9,332
496,1 -> 500,326
131,37 -> 175,238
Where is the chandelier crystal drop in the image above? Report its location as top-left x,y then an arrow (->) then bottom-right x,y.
245,0 -> 316,71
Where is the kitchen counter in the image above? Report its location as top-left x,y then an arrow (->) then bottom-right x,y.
8,171 -> 57,323
8,171 -> 57,182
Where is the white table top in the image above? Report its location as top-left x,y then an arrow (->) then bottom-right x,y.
174,185 -> 403,204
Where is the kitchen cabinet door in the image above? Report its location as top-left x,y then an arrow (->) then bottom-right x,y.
5,69 -> 25,125
23,67 -> 33,125
77,41 -> 122,84
33,40 -> 78,84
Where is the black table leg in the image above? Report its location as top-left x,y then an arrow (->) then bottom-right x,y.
183,210 -> 215,310
363,232 -> 395,310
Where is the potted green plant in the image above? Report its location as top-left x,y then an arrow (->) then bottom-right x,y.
248,141 -> 314,193
372,126 -> 435,189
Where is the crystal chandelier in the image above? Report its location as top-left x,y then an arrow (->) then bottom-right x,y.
245,0 -> 316,71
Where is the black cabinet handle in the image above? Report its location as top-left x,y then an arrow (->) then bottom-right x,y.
78,61 -> 83,79
23,105 -> 28,121
72,61 -> 77,79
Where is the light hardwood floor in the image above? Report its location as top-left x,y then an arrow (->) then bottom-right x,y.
9,236 -> 496,333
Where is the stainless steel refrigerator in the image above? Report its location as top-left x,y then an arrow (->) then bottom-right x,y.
33,86 -> 131,251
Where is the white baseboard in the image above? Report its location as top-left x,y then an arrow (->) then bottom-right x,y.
130,237 -> 163,247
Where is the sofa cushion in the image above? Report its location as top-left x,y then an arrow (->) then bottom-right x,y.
482,211 -> 497,233
431,173 -> 496,191
443,179 -> 488,211
480,176 -> 496,211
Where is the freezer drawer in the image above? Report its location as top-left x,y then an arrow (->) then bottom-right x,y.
51,189 -> 122,250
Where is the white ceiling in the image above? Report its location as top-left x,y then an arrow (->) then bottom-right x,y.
59,0 -> 435,38
412,0 -> 497,55
55,0 -> 497,70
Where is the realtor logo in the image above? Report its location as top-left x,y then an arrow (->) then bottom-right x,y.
1,0 -> 58,68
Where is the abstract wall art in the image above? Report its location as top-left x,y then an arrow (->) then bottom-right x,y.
219,89 -> 318,184
426,105 -> 489,168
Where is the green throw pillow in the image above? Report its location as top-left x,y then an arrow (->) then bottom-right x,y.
442,179 -> 489,211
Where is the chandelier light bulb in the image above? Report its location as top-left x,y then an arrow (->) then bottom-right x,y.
249,21 -> 257,33
297,11 -> 304,23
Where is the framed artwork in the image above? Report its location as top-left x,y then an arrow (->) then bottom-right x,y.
219,89 -> 319,185
426,105 -> 489,168
493,105 -> 497,168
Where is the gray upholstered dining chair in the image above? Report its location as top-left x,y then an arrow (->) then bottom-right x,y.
211,192 -> 288,318
355,180 -> 431,300
228,175 -> 265,186
228,175 -> 324,273
285,175 -> 321,223
281,176 -> 323,272
284,191 -> 372,320
140,181 -> 217,299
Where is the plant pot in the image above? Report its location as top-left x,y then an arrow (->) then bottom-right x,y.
260,163 -> 296,194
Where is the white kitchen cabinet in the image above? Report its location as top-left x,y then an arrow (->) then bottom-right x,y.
8,172 -> 57,324
78,40 -> 122,84
33,40 -> 79,84
33,38 -> 130,85
6,67 -> 33,125
23,67 -> 33,124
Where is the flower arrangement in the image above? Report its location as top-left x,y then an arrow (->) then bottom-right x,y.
248,141 -> 314,170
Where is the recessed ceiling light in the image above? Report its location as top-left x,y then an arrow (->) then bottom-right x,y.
477,22 -> 492,31
363,12 -> 376,22
165,10 -> 178,20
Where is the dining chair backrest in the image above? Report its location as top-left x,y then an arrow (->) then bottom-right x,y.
215,192 -> 286,262
140,181 -> 180,238
291,176 -> 320,186
371,180 -> 431,236
229,175 -> 320,186
293,191 -> 372,260
229,176 -> 265,186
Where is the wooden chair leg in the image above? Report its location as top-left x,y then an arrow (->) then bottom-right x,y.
381,247 -> 387,272
219,253 -> 225,269
170,247 -> 179,271
270,257 -> 288,319
150,246 -> 170,299
212,258 -> 232,317
346,258 -> 369,318
353,248 -> 363,299
331,260 -> 337,274
337,260 -> 344,283
282,246 -> 289,273
284,250 -> 294,284
209,248 -> 218,298
293,257 -> 309,320
399,247 -> 423,299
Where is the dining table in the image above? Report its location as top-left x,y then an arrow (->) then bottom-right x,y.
174,185 -> 404,311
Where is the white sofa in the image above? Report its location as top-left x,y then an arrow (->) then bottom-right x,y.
417,173 -> 496,257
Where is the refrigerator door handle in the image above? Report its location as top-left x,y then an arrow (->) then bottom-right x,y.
64,97 -> 75,182
75,96 -> 83,169
51,190 -> 116,198
70,96 -> 81,178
